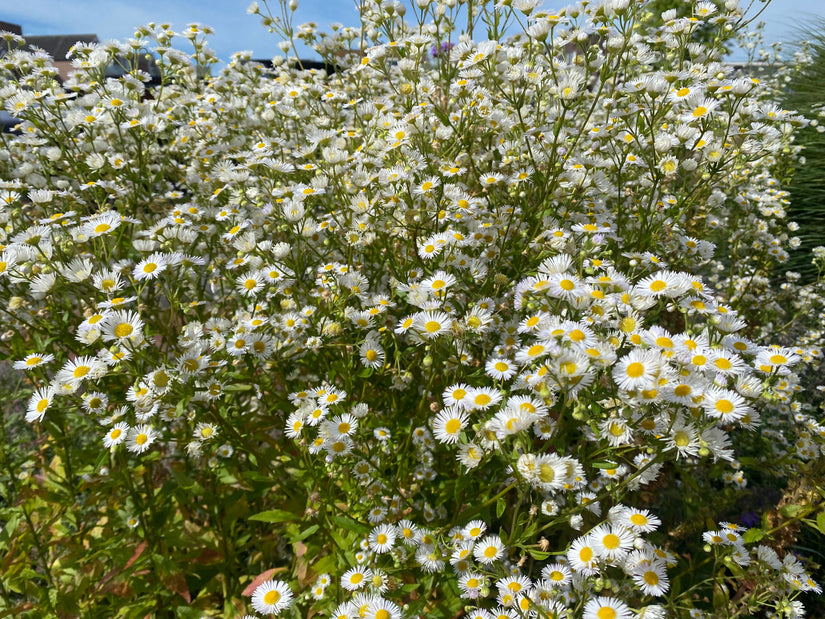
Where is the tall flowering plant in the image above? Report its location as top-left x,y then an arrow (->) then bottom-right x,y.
1,1 -> 824,617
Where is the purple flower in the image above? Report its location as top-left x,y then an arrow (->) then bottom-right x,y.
431,42 -> 454,58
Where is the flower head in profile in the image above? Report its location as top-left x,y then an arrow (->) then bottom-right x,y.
13,353 -> 54,370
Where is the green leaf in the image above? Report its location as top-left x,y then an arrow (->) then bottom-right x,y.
526,548 -> 550,560
312,555 -> 336,574
223,383 -> 252,392
780,504 -> 804,519
742,528 -> 765,543
817,511 -> 825,534
296,524 -> 320,541
329,514 -> 370,535
496,497 -> 506,519
591,461 -> 619,469
249,509 -> 300,524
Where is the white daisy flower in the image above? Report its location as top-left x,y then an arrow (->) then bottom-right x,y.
251,579 -> 293,615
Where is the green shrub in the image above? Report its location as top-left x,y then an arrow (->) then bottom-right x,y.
0,1 -> 824,618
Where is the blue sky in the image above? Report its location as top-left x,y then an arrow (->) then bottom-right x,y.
3,0 -> 824,64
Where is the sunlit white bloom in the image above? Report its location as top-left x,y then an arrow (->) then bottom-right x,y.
126,424 -> 157,454
251,579 -> 293,615
14,353 -> 54,370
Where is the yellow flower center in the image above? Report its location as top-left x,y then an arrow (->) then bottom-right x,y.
597,608 -> 616,619
114,323 -> 133,338
445,418 -> 462,434
626,362 -> 644,378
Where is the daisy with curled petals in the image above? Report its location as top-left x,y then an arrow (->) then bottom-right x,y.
251,579 -> 293,615
14,353 -> 54,370
488,407 -> 533,439
532,454 -> 567,491
463,306 -> 494,334
664,416 -> 700,459
432,407 -> 469,444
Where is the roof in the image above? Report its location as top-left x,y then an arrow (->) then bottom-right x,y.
0,21 -> 22,35
22,34 -> 99,60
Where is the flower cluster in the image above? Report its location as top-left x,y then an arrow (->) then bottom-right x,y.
1,0 -> 824,617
